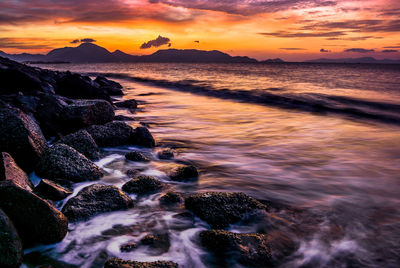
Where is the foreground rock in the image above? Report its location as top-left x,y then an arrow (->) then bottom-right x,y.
122,176 -> 163,195
0,181 -> 68,246
200,230 -> 297,267
0,107 -> 47,171
159,191 -> 183,205
34,179 -> 72,201
58,130 -> 100,160
36,144 -> 103,183
62,184 -> 133,222
86,122 -> 134,147
131,127 -> 156,147
94,76 -> 124,96
0,209 -> 23,268
105,258 -> 178,268
185,192 -> 266,228
125,151 -> 151,162
0,152 -> 33,191
168,165 -> 198,182
0,64 -> 43,95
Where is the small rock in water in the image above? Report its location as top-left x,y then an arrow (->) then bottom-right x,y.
62,184 -> 134,222
122,176 -> 163,195
126,169 -> 143,178
94,76 -> 124,96
58,129 -> 100,160
104,258 -> 178,268
114,99 -> 138,110
131,127 -> 156,148
34,179 -> 72,201
141,233 -> 171,253
120,242 -> 138,253
125,151 -> 151,162
168,165 -> 198,182
157,149 -> 174,160
160,191 -> 183,205
0,152 -> 33,191
114,115 -> 135,121
0,209 -> 23,268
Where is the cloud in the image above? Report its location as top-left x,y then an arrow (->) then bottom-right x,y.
280,48 -> 306,50
70,39 -> 80,44
260,31 -> 346,38
0,37 -> 54,50
320,48 -> 330,52
140,35 -> 171,49
194,40 -> 200,43
80,38 -> 96,43
344,48 -> 375,53
383,46 -> 400,48
382,49 -> 398,53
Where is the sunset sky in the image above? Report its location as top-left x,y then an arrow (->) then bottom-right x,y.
0,0 -> 399,60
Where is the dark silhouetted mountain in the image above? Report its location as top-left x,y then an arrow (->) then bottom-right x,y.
111,49 -> 141,62
0,51 -> 45,62
260,58 -> 285,63
46,43 -> 115,63
306,57 -> 400,64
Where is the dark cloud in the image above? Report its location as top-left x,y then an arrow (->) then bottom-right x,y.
280,48 -> 306,50
70,39 -> 80,44
320,48 -> 330,52
384,46 -> 400,48
80,38 -> 96,43
194,40 -> 200,43
260,31 -> 346,38
300,19 -> 400,33
382,49 -> 398,53
140,35 -> 171,49
344,48 -> 375,53
0,38 -> 54,50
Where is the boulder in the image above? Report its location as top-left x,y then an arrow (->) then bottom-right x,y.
159,191 -> 183,206
0,107 -> 47,171
13,95 -> 40,115
104,258 -> 178,268
34,179 -> 72,201
114,99 -> 138,110
125,151 -> 151,162
200,230 -> 297,267
94,76 -> 124,96
0,209 -> 23,268
157,149 -> 174,160
0,68 -> 43,95
58,130 -> 100,160
0,181 -> 68,247
122,176 -> 163,195
86,122 -> 134,147
141,233 -> 170,253
62,184 -> 133,222
168,165 -> 198,182
35,144 -> 103,183
62,99 -> 115,130
0,152 -> 33,191
131,127 -> 156,148
184,192 -> 266,228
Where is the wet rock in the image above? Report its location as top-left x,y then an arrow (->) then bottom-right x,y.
126,169 -> 142,178
0,209 -> 23,268
168,165 -> 198,182
160,191 -> 183,205
56,72 -> 111,101
13,95 -> 40,115
0,181 -> 68,247
157,149 -> 174,160
0,67 -> 43,95
131,127 -> 156,147
0,107 -> 47,171
114,115 -> 135,121
120,242 -> 138,253
200,230 -> 297,267
0,152 -> 33,191
94,76 -> 124,96
35,144 -> 103,183
58,130 -> 100,160
185,192 -> 266,228
104,258 -> 178,268
114,99 -> 138,110
86,122 -> 134,147
125,151 -> 151,162
141,233 -> 170,253
62,99 -> 115,130
34,179 -> 72,201
122,176 -> 163,195
23,251 -> 78,268
62,184 -> 133,222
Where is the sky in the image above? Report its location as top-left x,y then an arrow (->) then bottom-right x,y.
0,0 -> 399,60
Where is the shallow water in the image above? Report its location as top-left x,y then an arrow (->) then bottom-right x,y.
25,63 -> 400,267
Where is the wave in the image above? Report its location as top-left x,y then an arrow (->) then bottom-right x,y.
89,72 -> 400,126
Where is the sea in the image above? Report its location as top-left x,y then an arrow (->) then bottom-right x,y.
25,62 -> 400,267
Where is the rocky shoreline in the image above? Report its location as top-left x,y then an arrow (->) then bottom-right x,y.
0,56 -> 299,267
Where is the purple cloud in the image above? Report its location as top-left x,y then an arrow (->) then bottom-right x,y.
344,48 -> 375,53
140,35 -> 171,49
320,48 -> 330,52
382,49 -> 398,53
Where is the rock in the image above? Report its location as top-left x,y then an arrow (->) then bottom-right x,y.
62,99 -> 115,130
104,258 -> 178,268
141,233 -> 170,253
131,127 -> 156,148
157,149 -> 174,160
35,144 -> 103,183
13,95 -> 40,115
114,115 -> 135,121
160,192 -> 183,205
125,151 -> 151,162
126,169 -> 142,178
114,99 -> 138,110
62,184 -> 133,222
56,72 -> 111,101
23,251 -> 78,268
34,179 -> 72,201
58,130 -> 100,160
185,192 -> 266,228
0,181 -> 68,247
0,68 -> 43,95
0,209 -> 23,268
86,122 -> 134,147
200,230 -> 297,267
94,76 -> 124,96
0,152 -> 33,191
120,242 -> 138,253
0,107 -> 47,171
168,165 -> 198,182
122,176 -> 163,195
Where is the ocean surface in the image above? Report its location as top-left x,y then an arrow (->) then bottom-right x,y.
25,63 -> 400,267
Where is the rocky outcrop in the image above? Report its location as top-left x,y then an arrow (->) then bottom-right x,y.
104,258 -> 178,268
0,107 -> 47,171
200,230 -> 297,267
122,176 -> 163,195
34,179 -> 72,201
159,191 -> 183,206
0,152 -> 33,191
58,130 -> 100,160
168,165 -> 198,182
0,181 -> 68,247
35,144 -> 103,183
0,209 -> 23,268
125,151 -> 151,162
185,192 -> 266,228
131,127 -> 156,147
94,76 -> 123,96
86,122 -> 134,147
62,184 -> 133,222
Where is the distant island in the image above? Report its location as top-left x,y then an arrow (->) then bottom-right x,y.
1,43 -> 399,64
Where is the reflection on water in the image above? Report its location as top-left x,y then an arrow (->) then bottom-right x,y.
25,63 -> 400,267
